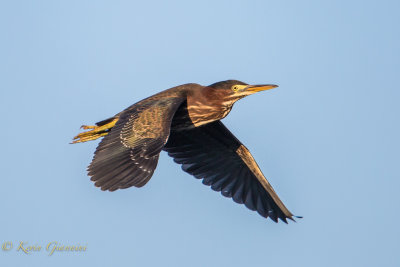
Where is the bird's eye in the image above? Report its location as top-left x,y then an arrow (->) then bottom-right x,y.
232,85 -> 239,92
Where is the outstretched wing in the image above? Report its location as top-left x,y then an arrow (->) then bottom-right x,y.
88,97 -> 185,191
163,104 -> 294,222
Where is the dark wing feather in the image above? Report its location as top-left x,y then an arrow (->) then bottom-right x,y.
88,97 -> 184,191
163,103 -> 294,222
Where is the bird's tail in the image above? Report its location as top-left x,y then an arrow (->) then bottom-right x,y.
71,117 -> 118,144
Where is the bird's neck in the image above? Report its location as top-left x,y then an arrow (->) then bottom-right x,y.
187,91 -> 235,127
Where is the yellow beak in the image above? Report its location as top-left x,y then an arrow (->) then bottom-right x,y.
245,84 -> 278,93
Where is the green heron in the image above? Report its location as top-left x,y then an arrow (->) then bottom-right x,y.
73,80 -> 298,223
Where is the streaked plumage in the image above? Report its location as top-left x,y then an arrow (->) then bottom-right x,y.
73,80 -> 298,223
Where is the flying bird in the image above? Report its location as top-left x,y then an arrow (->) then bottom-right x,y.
73,80 -> 298,223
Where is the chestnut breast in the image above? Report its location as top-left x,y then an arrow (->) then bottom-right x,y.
187,86 -> 235,127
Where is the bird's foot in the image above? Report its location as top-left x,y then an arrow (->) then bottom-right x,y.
80,125 -> 96,130
71,119 -> 118,144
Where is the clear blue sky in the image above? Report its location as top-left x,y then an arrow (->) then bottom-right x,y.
1,1 -> 399,266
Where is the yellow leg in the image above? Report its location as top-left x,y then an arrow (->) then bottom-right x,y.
81,125 -> 96,130
72,132 -> 109,144
72,119 -> 118,144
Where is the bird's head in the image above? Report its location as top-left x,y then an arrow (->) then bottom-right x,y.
207,80 -> 278,103
187,80 -> 278,126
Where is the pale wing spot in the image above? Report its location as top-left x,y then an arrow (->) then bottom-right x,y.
236,145 -> 293,217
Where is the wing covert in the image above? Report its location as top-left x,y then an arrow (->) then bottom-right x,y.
88,97 -> 185,191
